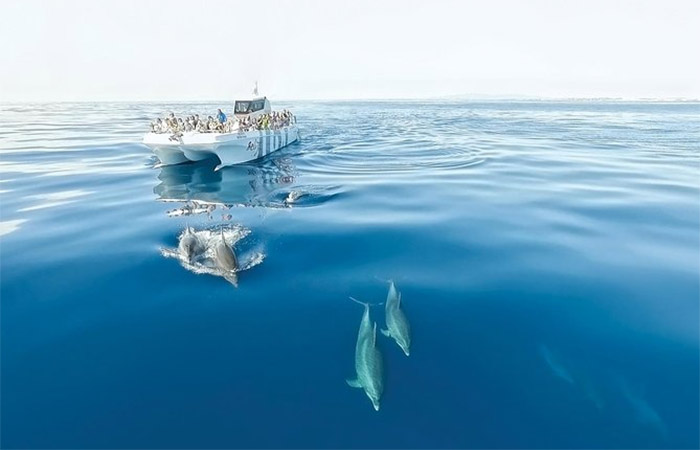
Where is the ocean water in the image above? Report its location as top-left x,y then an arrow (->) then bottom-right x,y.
1,100 -> 698,449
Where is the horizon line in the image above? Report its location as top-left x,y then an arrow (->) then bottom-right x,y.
2,95 -> 699,104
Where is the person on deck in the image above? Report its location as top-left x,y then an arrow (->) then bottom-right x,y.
207,116 -> 217,132
216,109 -> 227,125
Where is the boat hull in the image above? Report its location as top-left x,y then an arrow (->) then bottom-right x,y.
144,126 -> 299,169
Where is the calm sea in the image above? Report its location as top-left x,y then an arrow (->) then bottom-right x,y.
1,101 -> 699,448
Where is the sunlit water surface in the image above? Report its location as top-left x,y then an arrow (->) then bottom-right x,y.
1,101 -> 699,448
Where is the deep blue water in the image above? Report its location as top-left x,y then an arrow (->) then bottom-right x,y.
1,101 -> 699,449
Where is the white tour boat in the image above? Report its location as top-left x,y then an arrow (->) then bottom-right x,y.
144,90 -> 299,170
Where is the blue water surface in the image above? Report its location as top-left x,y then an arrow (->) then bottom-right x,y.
1,101 -> 699,448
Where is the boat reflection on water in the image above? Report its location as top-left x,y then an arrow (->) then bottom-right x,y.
155,155 -> 341,286
154,156 -> 297,213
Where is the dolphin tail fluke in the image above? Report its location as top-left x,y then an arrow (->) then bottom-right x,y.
346,378 -> 362,388
380,328 -> 391,337
222,271 -> 239,287
349,296 -> 368,306
373,276 -> 394,285
348,297 -> 384,307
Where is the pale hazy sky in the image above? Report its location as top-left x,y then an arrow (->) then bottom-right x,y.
1,0 -> 698,101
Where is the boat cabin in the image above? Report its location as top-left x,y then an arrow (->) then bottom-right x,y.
233,97 -> 271,119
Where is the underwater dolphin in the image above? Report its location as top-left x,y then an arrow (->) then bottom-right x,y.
347,297 -> 384,411
214,227 -> 239,286
539,345 -> 575,384
381,281 -> 411,356
618,376 -> 667,437
178,226 -> 205,263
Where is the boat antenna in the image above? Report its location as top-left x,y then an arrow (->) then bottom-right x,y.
253,81 -> 259,97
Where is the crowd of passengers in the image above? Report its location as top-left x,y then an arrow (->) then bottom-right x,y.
150,109 -> 295,134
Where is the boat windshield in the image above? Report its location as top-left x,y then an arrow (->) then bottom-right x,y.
234,99 -> 265,114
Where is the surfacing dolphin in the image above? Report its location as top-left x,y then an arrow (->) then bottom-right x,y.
214,227 -> 239,287
178,226 -> 205,263
381,281 -> 411,356
346,297 -> 384,411
162,225 -> 265,288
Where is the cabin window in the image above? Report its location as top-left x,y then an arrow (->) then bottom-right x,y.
235,101 -> 251,113
234,99 -> 265,114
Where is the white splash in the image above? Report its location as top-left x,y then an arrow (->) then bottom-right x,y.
284,190 -> 303,205
161,225 -> 264,286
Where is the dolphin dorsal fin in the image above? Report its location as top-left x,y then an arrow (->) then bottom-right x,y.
397,292 -> 402,307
